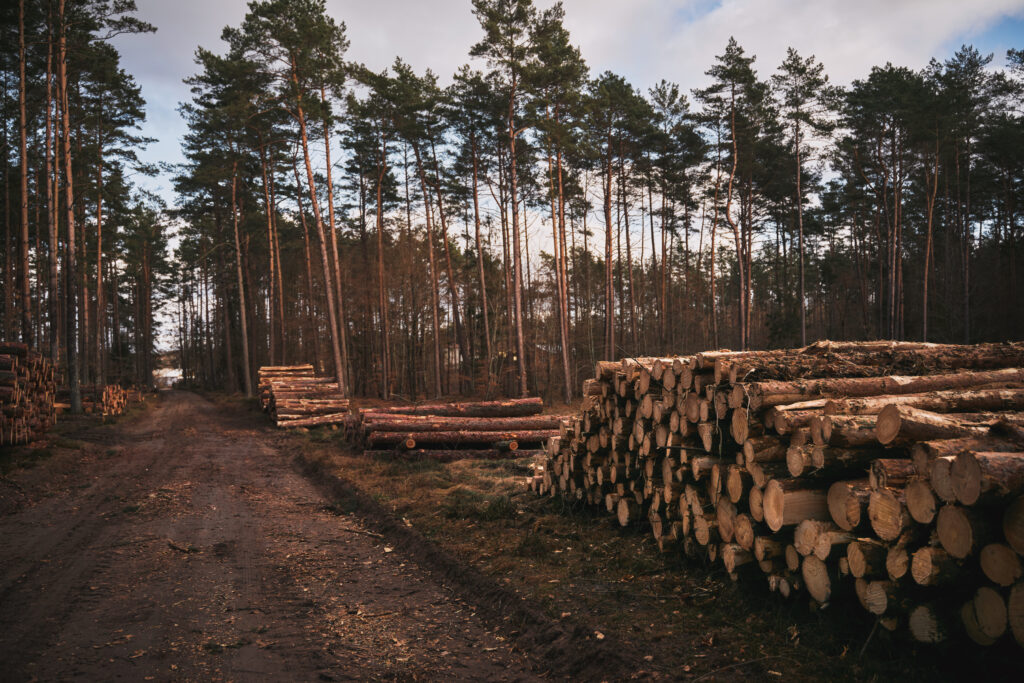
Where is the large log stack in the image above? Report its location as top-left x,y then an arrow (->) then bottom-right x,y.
0,342 -> 57,446
530,341 -> 1024,649
258,365 -> 351,428
349,397 -> 560,461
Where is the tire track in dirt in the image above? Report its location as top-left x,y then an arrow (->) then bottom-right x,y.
0,391 -> 545,681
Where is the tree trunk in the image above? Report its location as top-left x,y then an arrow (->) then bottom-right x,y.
229,159 -> 252,397
320,83 -> 350,392
58,0 -> 80,413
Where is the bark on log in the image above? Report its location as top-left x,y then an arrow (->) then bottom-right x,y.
363,397 -> 544,417
366,429 -> 560,448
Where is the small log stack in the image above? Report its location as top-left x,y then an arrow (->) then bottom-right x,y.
529,341 -> 1024,648
0,342 -> 57,446
258,365 -> 351,428
349,397 -> 558,461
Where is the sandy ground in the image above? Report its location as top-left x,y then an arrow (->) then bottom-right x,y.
0,391 -> 543,681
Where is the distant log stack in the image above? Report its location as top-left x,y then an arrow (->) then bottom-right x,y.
529,341 -> 1024,648
0,342 -> 57,446
258,365 -> 350,428
348,397 -> 558,461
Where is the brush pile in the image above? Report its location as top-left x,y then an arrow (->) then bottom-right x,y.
348,397 -> 560,461
258,365 -> 350,428
0,342 -> 57,446
530,341 -> 1024,648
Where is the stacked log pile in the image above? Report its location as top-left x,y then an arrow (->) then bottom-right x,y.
350,397 -> 560,461
0,342 -> 57,446
258,365 -> 350,428
530,341 -> 1024,648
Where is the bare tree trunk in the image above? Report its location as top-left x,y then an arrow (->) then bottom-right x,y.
795,116 -> 806,347
412,144 -> 443,398
292,161 -> 321,372
546,150 -> 571,404
58,0 -> 80,413
603,140 -> 615,361
724,87 -> 746,350
320,83 -> 350,391
470,135 -> 492,383
229,158 -> 253,397
45,19 -> 59,363
289,56 -> 346,395
94,152 -> 103,383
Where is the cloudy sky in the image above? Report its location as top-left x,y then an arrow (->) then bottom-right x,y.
110,0 -> 1024,203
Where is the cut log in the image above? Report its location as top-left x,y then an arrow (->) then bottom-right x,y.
802,555 -> 832,603
869,458 -> 916,490
363,398 -> 544,417
980,544 -> 1024,587
827,479 -> 871,531
909,603 -> 955,643
1005,496 -> 1024,555
824,388 -> 1024,417
763,480 -> 829,532
962,587 -> 1007,645
911,546 -> 963,586
950,451 -> 1024,506
905,478 -> 938,524
1010,583 -> 1024,648
868,488 -> 912,542
937,505 -> 991,559
847,539 -> 888,579
366,429 -> 559,449
813,415 -> 877,448
874,405 -> 991,447
363,449 -> 541,462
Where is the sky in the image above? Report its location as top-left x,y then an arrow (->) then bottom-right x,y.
109,0 -> 1024,204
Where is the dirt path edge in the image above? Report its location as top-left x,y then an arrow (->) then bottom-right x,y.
292,450 -> 652,681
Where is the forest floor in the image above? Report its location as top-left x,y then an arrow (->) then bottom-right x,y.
1,391 -> 1021,681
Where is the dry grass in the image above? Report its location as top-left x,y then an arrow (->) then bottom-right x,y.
283,426 -> 1023,682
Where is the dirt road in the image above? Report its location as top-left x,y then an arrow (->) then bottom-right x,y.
0,391 -> 542,681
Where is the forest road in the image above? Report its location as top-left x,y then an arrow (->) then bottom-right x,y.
0,391 -> 541,681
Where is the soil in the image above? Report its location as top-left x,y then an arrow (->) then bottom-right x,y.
0,391 -> 564,681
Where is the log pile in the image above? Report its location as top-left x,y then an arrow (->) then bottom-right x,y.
349,397 -> 559,461
530,341 -> 1024,648
0,342 -> 57,446
56,384 -> 141,417
258,365 -> 351,428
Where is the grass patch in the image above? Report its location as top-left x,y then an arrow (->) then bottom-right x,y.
441,487 -> 515,521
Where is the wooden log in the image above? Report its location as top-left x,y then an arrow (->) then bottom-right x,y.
951,451 -> 1024,506
363,449 -> 541,462
812,415 -> 877,447
827,479 -> 871,531
742,435 -> 787,468
911,546 -> 963,586
869,458 -> 916,490
868,488 -> 912,542
813,446 -> 887,479
874,405 -> 991,446
824,387 -> 1024,417
1005,496 -> 1024,555
980,543 -> 1023,587
909,603 -> 955,644
802,555 -> 832,603
961,586 -> 1007,645
363,397 -> 544,417
1010,582 -> 1024,648
743,367 -> 1024,411
864,580 -> 898,616
847,538 -> 888,579
911,435 -> 1021,474
937,505 -> 992,559
362,415 -> 564,432
763,480 -> 829,532
366,429 -> 560,448
905,478 -> 938,524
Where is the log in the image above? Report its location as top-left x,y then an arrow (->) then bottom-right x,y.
911,546 -> 963,586
744,367 -> 1024,411
812,415 -> 877,448
874,405 -> 991,446
363,449 -> 541,462
276,412 -> 353,428
909,603 -> 955,644
950,451 -> 1024,506
962,587 -> 1007,645
980,544 -> 1023,587
363,397 -> 544,417
1011,583 -> 1024,648
937,505 -> 991,559
742,435 -> 787,467
847,539 -> 888,579
824,387 -> 1024,417
1005,496 -> 1024,555
763,479 -> 829,532
911,436 -> 1021,474
869,458 -> 916,490
905,478 -> 938,524
827,479 -> 871,531
362,415 -> 564,432
867,488 -> 911,542
802,555 -> 832,603
366,429 -> 560,448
